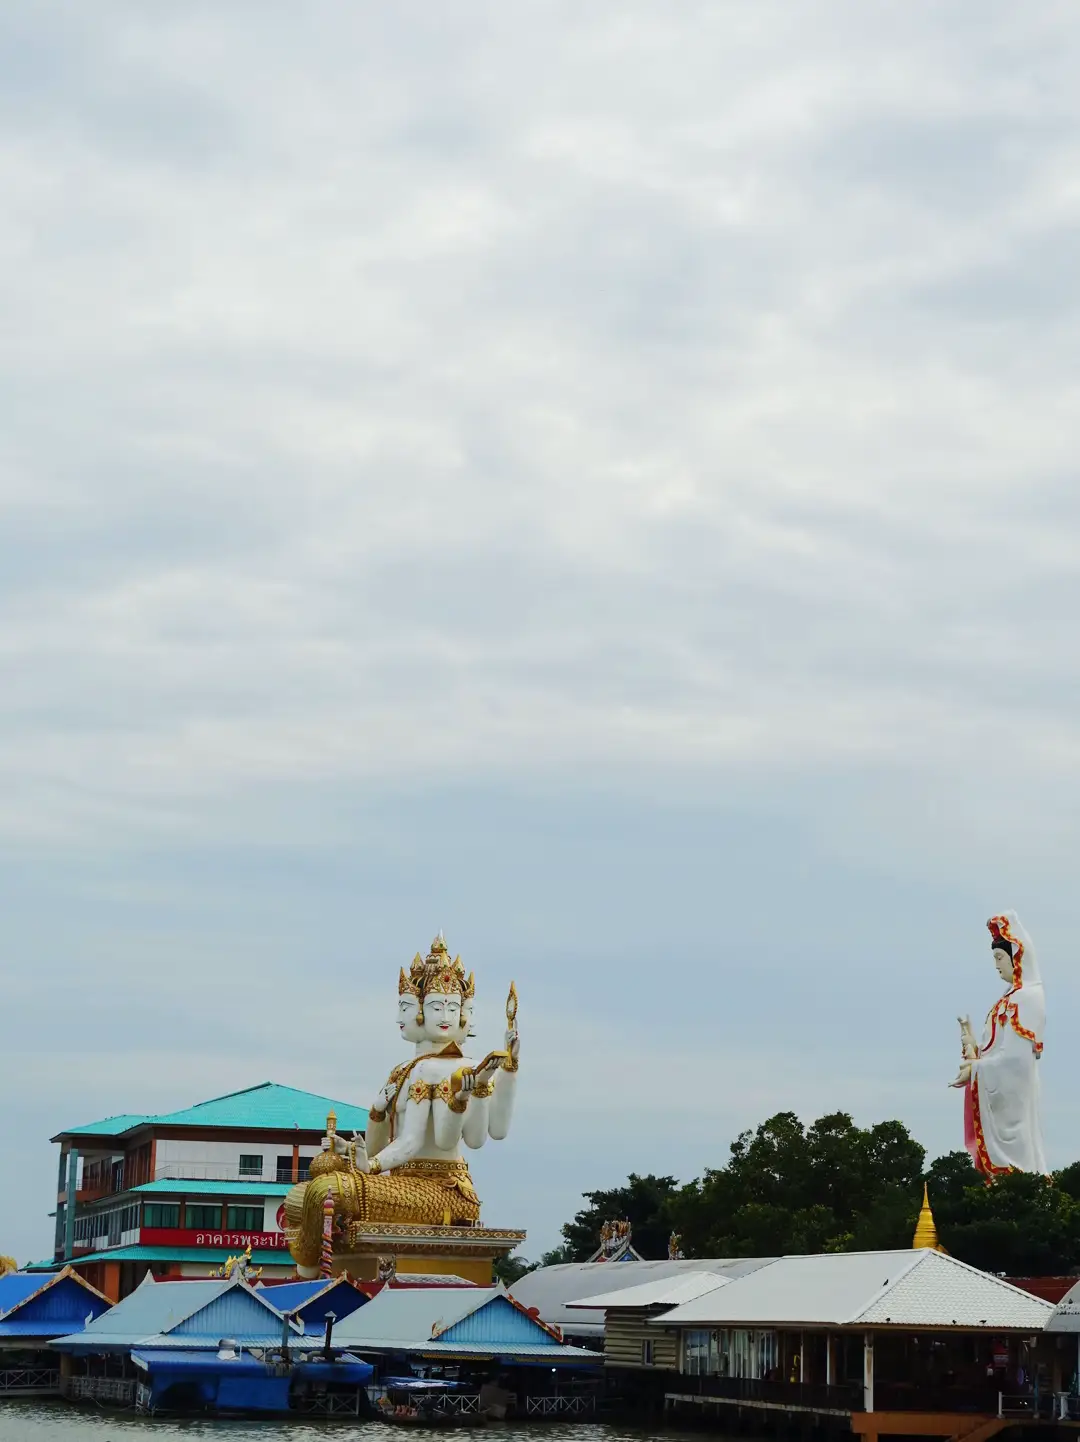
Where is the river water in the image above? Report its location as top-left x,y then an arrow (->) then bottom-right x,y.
0,1406 -> 702,1442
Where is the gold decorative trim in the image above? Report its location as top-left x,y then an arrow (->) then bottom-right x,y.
394,1157 -> 474,1176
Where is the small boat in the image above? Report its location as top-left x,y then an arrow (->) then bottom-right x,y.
375,1376 -> 486,1427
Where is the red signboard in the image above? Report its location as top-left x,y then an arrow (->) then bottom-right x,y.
140,1228 -> 290,1251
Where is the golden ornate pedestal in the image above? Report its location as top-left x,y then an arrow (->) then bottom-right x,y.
333,1223 -> 527,1285
285,1152 -> 525,1284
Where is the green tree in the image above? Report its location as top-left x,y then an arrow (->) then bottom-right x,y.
537,1243 -> 576,1267
492,1251 -> 534,1285
927,1152 -> 1080,1274
550,1114 -> 1080,1276
559,1174 -> 681,1261
672,1111 -> 925,1258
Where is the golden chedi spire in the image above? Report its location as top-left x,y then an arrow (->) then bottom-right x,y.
913,1183 -> 945,1251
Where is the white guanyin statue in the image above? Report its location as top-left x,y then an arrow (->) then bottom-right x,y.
951,912 -> 1046,1175
285,934 -> 519,1278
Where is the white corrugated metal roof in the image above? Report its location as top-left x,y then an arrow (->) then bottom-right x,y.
652,1250 -> 1054,1331
571,1272 -> 733,1311
855,1252 -> 1052,1329
508,1257 -> 775,1335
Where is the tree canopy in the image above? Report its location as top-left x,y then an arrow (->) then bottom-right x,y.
549,1111 -> 1080,1275
560,1173 -> 682,1262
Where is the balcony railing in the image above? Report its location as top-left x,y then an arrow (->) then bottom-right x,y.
150,1165 -> 309,1185
672,1375 -> 863,1413
61,1375 -> 136,1406
0,1368 -> 60,1396
875,1382 -> 1003,1415
998,1392 -> 1060,1422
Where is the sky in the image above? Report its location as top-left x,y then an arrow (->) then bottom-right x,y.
3,1 -> 1080,1267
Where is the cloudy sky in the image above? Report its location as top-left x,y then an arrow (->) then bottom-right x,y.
4,2 -> 1080,1266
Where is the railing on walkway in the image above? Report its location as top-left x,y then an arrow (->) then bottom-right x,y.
293,1390 -> 367,1415
0,1367 -> 60,1396
669,1374 -> 862,1413
875,1383 -> 1001,1414
434,1392 -> 480,1415
60,1374 -> 136,1406
526,1393 -> 598,1415
998,1391 -> 1058,1422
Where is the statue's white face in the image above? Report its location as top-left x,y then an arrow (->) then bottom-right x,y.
422,993 -> 462,1044
993,948 -> 1014,985
398,994 -> 424,1043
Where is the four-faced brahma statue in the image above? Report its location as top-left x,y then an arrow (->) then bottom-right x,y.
952,911 -> 1046,1176
285,934 -> 519,1278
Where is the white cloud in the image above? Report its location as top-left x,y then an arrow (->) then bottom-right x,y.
4,1 -> 1080,1262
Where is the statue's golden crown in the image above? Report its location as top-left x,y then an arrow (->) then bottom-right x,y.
398,934 -> 474,999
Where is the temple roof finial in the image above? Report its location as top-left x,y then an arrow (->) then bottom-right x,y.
913,1182 -> 945,1251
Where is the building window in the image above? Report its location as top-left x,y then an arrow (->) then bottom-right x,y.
184,1204 -> 222,1230
226,1206 -> 263,1231
143,1203 -> 180,1229
238,1154 -> 263,1178
641,1339 -> 655,1366
684,1329 -> 711,1375
276,1154 -> 316,1183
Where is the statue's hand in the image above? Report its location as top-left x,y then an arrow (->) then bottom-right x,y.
505,1028 -> 520,1068
957,1015 -> 978,1061
371,1083 -> 396,1116
322,1132 -> 349,1157
348,1131 -> 371,1174
949,1062 -> 973,1089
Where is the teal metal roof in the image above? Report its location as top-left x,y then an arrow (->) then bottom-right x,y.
56,1083 -> 368,1140
60,1113 -> 150,1138
67,1246 -> 295,1266
131,1180 -> 293,1197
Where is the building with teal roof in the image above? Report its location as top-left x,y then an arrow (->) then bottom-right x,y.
46,1082 -> 369,1303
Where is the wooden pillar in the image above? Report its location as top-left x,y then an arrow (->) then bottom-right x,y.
64,1148 -> 78,1260
292,1142 -> 300,1184
799,1331 -> 805,1383
826,1333 -> 834,1386
103,1261 -> 121,1303
863,1332 -> 874,1413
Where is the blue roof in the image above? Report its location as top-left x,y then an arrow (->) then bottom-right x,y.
0,1267 -> 110,1336
55,1275 -> 300,1351
0,1274 -> 48,1314
257,1277 -> 367,1323
56,1083 -> 368,1140
132,1349 -> 373,1383
133,1349 -> 279,1374
331,1286 -> 602,1363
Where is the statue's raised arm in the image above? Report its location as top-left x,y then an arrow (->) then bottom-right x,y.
284,933 -> 521,1278
954,911 -> 1046,1176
